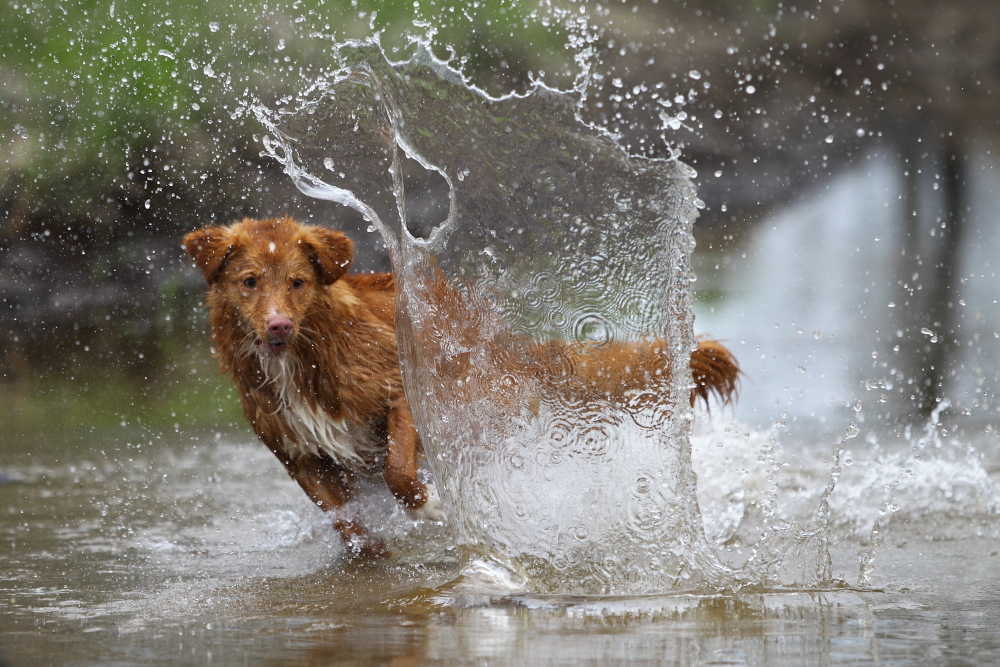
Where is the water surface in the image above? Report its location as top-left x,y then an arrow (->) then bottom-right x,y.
3,418 -> 1000,665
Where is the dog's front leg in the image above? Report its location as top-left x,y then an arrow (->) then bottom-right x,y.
244,393 -> 390,558
384,395 -> 446,522
283,455 -> 390,559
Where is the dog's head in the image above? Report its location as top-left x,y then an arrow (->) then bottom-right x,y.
183,217 -> 353,357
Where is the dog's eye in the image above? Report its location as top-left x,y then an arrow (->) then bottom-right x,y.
243,277 -> 257,288
292,279 -> 304,289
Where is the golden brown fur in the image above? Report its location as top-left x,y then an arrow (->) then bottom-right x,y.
184,217 -> 428,558
183,216 -> 739,558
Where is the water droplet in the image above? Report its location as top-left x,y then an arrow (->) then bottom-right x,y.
209,22 -> 220,32
714,109 -> 723,119
366,225 -> 376,233
745,85 -> 756,94
824,135 -> 834,144
856,128 -> 866,138
688,70 -> 701,80
144,199 -> 151,209
574,313 -> 610,345
323,157 -> 334,170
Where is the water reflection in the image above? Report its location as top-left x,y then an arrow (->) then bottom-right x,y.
694,152 -> 1000,434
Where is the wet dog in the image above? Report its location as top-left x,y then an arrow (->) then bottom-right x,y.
183,216 -> 739,558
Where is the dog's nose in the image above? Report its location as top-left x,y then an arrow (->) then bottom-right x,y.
267,316 -> 293,340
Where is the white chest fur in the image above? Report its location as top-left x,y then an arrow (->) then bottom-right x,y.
258,353 -> 382,464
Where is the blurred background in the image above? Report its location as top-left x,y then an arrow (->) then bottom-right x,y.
3,0 -> 1000,438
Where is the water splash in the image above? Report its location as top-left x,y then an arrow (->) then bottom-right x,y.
254,39 -> 939,595
256,39 -> 729,595
857,520 -> 881,588
692,402 -> 1000,591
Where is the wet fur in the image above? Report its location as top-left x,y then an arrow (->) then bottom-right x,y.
183,217 -> 431,558
183,216 -> 739,558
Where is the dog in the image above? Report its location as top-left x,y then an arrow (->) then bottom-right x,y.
183,216 -> 739,558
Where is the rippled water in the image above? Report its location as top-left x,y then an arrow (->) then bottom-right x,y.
3,418 -> 1000,665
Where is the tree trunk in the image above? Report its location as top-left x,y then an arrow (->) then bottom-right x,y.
920,135 -> 967,416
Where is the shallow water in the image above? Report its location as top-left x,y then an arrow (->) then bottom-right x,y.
3,419 -> 1000,666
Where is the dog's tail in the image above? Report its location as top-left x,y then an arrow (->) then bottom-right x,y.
690,338 -> 740,409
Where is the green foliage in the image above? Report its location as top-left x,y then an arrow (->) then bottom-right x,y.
0,338 -> 246,435
0,359 -> 244,433
1,0 -> 571,227
0,283 -> 244,433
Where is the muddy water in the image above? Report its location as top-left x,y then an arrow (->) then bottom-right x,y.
2,420 -> 1000,666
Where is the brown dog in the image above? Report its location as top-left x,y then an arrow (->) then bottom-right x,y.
183,216 -> 739,558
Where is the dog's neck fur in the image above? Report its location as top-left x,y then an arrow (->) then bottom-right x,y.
256,350 -> 381,464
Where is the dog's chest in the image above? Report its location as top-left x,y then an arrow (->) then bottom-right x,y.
261,356 -> 383,465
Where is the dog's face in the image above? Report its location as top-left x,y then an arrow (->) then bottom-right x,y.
183,217 -> 353,357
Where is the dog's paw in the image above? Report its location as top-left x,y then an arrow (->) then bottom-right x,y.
409,484 -> 447,522
344,534 -> 391,560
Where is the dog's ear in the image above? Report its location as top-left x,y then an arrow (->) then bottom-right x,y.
182,226 -> 234,284
300,227 -> 354,284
